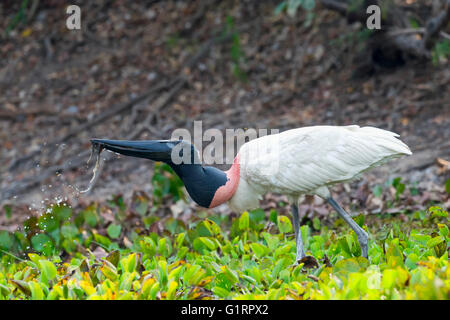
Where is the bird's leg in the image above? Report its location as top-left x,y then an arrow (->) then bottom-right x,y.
327,197 -> 369,259
291,204 -> 306,262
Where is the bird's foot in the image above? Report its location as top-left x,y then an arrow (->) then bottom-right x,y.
358,232 -> 369,259
361,247 -> 369,259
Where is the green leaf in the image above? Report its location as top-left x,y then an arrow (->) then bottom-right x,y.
93,233 -> 111,248
269,209 -> 278,224
287,0 -> 303,17
222,266 -> 239,285
274,1 -> 287,15
203,219 -> 221,236
432,39 -> 450,65
212,286 -> 230,298
302,0 -> 315,11
11,280 -> 31,297
338,236 -> 352,256
313,217 -> 321,230
428,206 -> 448,218
199,237 -> 216,251
185,265 -> 206,286
101,261 -> 118,281
28,253 -> 42,266
353,214 -> 365,228
38,213 -> 59,232
3,205 -> 12,219
445,178 -> 450,194
31,234 -> 54,254
334,257 -> 365,274
124,253 -> 139,273
80,259 -> 89,273
166,281 -> 178,300
434,238 -> 447,258
39,260 -> 57,283
61,224 -> 78,239
107,224 -> 122,239
83,206 -> 98,227
0,231 -> 13,250
409,18 -> 420,28
29,282 -> 44,300
392,177 -> 405,199
196,220 -> 213,237
372,185 -> 383,197
409,232 -> 430,245
250,243 -> 268,259
106,250 -> 120,267
277,215 -> 292,234
427,235 -> 445,248
438,224 -> 449,237
175,233 -> 185,248
192,238 -> 205,253
0,283 -> 11,296
263,232 -> 279,251
52,205 -> 72,221
405,253 -> 419,270
214,272 -> 232,290
141,237 -> 156,256
239,211 -> 249,231
135,196 -> 148,216
158,237 -> 172,257
382,269 -> 396,290
409,182 -> 419,196
250,208 -> 265,224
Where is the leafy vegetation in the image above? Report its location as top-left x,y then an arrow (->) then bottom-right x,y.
4,0 -> 30,34
0,170 -> 448,300
432,39 -> 450,66
275,0 -> 450,66
224,16 -> 248,82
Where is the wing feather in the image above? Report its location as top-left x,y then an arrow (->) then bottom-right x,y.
238,125 -> 411,197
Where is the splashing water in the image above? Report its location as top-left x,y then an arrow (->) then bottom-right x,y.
78,142 -> 104,194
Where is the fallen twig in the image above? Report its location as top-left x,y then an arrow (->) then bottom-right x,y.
0,109 -> 58,120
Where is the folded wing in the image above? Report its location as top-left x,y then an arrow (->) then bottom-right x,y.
239,125 -> 411,197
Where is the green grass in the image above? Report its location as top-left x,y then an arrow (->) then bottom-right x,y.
0,169 -> 448,300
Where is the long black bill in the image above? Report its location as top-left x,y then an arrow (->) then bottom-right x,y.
90,139 -> 181,163
90,139 -> 226,208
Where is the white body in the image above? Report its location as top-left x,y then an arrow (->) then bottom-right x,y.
228,125 -> 412,213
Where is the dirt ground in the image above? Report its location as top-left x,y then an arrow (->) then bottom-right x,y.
1,1 -> 449,230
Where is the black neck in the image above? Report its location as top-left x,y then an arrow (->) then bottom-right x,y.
169,164 -> 227,208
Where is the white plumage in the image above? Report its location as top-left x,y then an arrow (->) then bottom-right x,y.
229,125 -> 411,213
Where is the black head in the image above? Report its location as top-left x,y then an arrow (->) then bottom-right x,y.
90,139 -> 228,208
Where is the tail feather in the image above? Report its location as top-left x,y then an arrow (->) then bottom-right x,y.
359,126 -> 412,156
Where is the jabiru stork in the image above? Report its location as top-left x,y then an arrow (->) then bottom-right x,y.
91,125 -> 412,261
